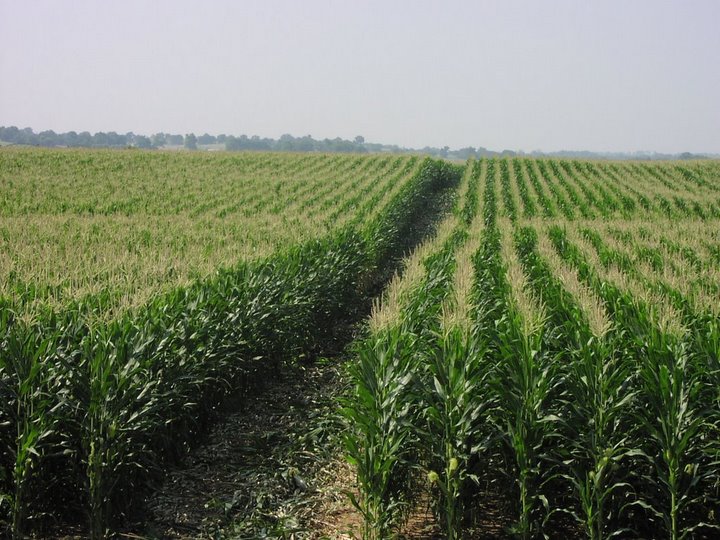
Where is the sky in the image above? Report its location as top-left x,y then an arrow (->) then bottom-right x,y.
1,0 -> 718,154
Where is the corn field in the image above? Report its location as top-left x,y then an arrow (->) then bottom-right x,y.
345,157 -> 720,538
0,147 -> 461,538
1,148 -> 719,538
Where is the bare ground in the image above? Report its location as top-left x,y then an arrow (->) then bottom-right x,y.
133,356 -> 352,539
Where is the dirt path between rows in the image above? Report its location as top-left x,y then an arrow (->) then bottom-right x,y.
132,355 -> 356,539
129,347 -> 513,540
121,186 -> 516,539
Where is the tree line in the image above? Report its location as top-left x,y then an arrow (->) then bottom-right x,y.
2,126 -> 708,160
0,126 -> 502,159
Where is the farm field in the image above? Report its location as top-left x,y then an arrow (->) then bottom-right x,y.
0,148 -> 426,319
344,157 -> 720,539
0,147 -> 461,538
1,148 -> 720,539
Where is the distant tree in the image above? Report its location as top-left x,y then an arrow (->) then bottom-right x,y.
37,130 -> 58,146
248,135 -> 271,151
278,133 -> 295,151
325,137 -> 360,153
134,135 -> 153,149
93,132 -> 109,147
354,135 -> 365,144
107,132 -> 127,146
454,147 -> 477,159
476,146 -> 496,157
216,134 -> 227,143
231,135 -> 251,150
0,125 -> 21,143
18,127 -> 34,145
184,133 -> 197,150
363,142 -> 385,153
296,135 -> 315,152
225,135 -> 240,151
151,133 -> 167,147
197,133 -> 216,145
167,134 -> 184,145
62,131 -> 78,147
78,131 -> 93,147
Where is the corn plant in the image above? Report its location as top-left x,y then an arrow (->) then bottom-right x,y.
422,326 -> 489,539
342,161 -> 470,538
560,160 -> 607,217
525,159 -> 556,218
458,159 -> 481,226
632,333 -> 713,539
492,306 -> 556,539
558,339 -> 638,539
499,158 -> 518,222
534,159 -> 574,220
342,328 -> 418,539
0,319 -> 64,539
698,318 -> 720,524
512,158 -> 537,219
75,323 -> 164,539
548,224 -> 719,536
515,224 -> 641,537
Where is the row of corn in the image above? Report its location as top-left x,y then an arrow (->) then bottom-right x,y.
0,158 -> 463,538
344,158 -> 720,538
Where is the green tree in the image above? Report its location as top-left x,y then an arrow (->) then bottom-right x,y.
184,133 -> 197,150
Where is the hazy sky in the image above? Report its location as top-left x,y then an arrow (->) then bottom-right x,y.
1,0 -> 718,153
